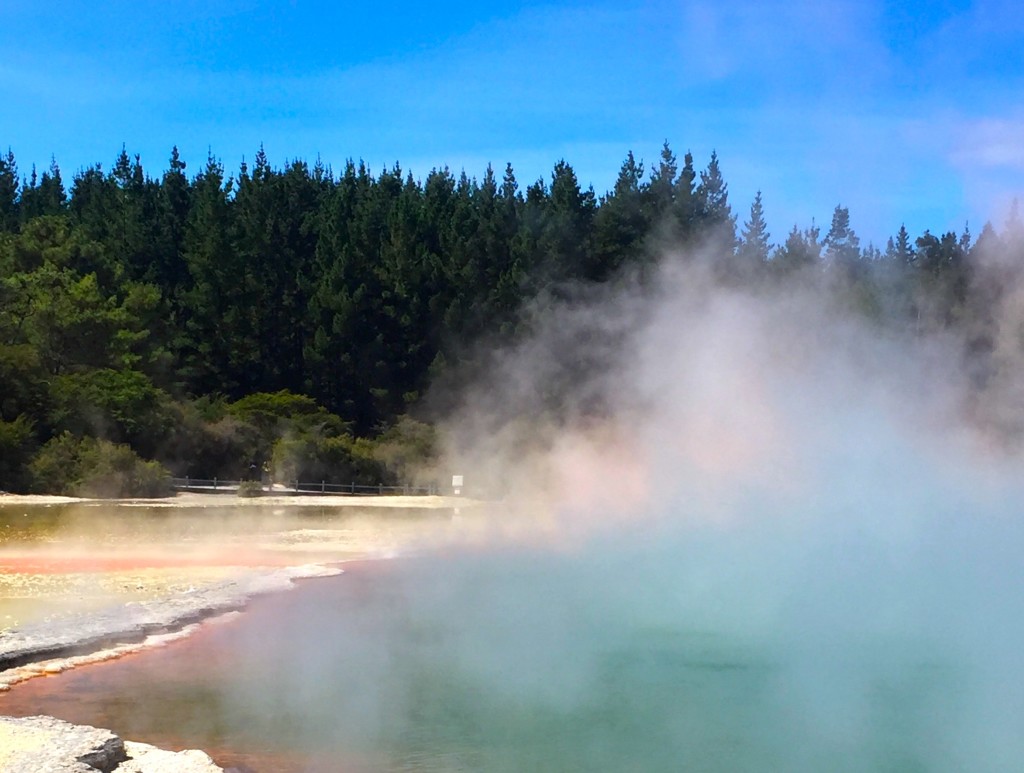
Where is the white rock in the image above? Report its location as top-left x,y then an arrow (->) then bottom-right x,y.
0,715 -> 225,772
120,741 -> 224,773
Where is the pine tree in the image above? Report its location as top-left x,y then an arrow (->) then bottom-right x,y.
179,152 -> 243,395
970,221 -> 1001,263
695,151 -> 735,253
0,149 -> 20,232
914,230 -> 969,327
823,205 -> 861,269
959,222 -> 972,255
540,160 -> 595,280
19,158 -> 67,222
644,141 -> 677,222
305,159 -> 371,418
888,224 -> 915,265
39,158 -> 66,215
671,150 -> 700,241
735,190 -> 771,279
772,222 -> 820,275
592,151 -> 647,281
152,147 -> 191,298
69,164 -> 114,240
491,163 -> 526,326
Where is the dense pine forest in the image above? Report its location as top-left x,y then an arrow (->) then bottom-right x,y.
1,142 -> 1022,496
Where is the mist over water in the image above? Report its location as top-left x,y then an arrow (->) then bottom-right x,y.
151,251 -> 1024,770
13,251 -> 1024,771
395,252 -> 1024,770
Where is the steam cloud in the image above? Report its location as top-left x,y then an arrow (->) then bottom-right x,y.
96,243 -> 1024,771
392,245 -> 1024,770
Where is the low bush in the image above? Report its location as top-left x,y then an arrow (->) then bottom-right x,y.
237,480 -> 265,498
270,433 -> 391,486
30,432 -> 172,497
0,415 -> 37,492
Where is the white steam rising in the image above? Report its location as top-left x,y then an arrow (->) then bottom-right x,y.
207,247 -> 1024,771
391,249 -> 1024,769
442,255 -> 1003,535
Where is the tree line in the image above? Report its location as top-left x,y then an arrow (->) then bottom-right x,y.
1,142 -> 1021,495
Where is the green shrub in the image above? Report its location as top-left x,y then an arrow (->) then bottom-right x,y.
237,480 -> 264,498
229,390 -> 349,437
373,416 -> 438,483
347,436 -> 393,483
268,433 -> 391,486
30,432 -> 172,498
0,415 -> 37,493
28,431 -> 80,492
157,401 -> 260,479
48,369 -> 175,458
0,344 -> 50,425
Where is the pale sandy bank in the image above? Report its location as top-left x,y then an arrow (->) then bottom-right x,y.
0,491 -> 476,509
0,493 -> 477,671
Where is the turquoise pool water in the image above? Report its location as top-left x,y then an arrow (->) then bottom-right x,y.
5,527 -> 1023,773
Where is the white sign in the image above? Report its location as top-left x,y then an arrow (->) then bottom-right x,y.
451,475 -> 464,487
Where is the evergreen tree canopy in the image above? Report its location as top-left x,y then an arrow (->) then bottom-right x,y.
1,141 -> 1021,492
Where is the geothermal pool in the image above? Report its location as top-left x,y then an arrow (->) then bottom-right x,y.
4,533 -> 1023,772
2,558 -> 842,772
4,501 -> 1024,771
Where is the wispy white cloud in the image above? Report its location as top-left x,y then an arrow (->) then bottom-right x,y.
950,117 -> 1024,172
941,113 -> 1024,228
676,0 -> 891,93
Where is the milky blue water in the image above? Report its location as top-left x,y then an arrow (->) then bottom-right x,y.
7,538 -> 1023,773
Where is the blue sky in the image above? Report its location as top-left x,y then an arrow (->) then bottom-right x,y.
2,0 -> 1022,245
